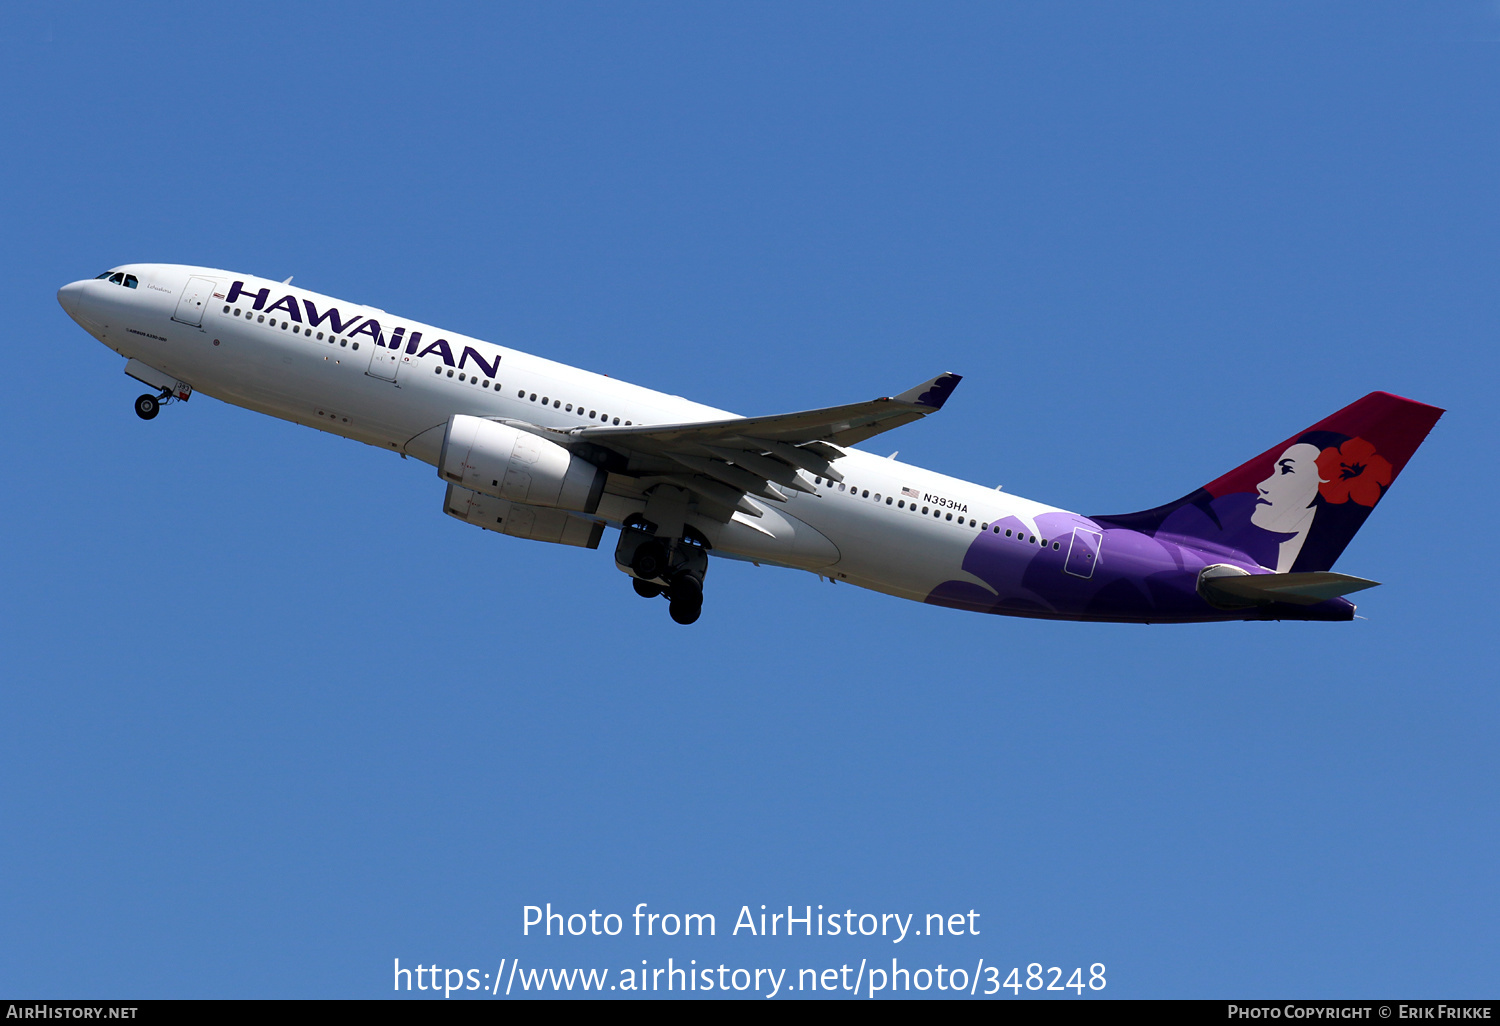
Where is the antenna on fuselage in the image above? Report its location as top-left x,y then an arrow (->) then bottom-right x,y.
282,276 -> 293,285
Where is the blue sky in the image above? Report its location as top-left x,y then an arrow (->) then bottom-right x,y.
1,2 -> 1495,999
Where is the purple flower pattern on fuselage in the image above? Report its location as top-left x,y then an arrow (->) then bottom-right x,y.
925,510 -> 1284,623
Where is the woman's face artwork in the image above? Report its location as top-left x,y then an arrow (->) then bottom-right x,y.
1251,443 -> 1326,534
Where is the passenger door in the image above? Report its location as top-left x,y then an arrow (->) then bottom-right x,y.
1064,527 -> 1103,579
171,277 -> 216,326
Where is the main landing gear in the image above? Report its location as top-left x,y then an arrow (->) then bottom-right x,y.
134,389 -> 172,420
616,514 -> 709,625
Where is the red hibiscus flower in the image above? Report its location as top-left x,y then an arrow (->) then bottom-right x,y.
1316,437 -> 1392,506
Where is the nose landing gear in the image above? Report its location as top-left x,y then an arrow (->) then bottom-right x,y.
616,514 -> 709,625
134,389 -> 172,420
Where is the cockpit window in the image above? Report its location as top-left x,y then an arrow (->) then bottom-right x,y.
123,275 -> 138,288
108,272 -> 124,284
95,272 -> 111,279
98,272 -> 139,288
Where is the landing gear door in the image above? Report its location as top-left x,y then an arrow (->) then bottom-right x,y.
1064,527 -> 1103,579
172,277 -> 216,326
367,342 -> 400,381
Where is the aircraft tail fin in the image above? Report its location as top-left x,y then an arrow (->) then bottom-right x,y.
1093,392 -> 1443,572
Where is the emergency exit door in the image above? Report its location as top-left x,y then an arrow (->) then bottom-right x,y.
366,344 -> 400,381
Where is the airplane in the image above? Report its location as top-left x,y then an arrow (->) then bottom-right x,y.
57,264 -> 1443,626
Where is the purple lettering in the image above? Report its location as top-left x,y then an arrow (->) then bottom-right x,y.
302,299 -> 361,334
263,294 -> 303,322
226,281 -> 269,310
349,320 -> 384,346
403,330 -> 424,355
416,338 -> 455,367
458,346 -> 501,379
384,326 -> 406,350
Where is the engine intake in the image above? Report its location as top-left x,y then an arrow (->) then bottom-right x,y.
439,415 -> 606,515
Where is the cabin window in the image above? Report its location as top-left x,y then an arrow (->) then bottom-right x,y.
898,500 -> 904,508
945,513 -> 953,521
339,339 -> 346,347
921,506 -> 929,514
435,367 -> 442,374
885,497 -> 893,505
589,410 -> 596,418
223,305 -> 230,314
553,400 -> 560,408
565,404 -> 572,412
257,315 -> 265,322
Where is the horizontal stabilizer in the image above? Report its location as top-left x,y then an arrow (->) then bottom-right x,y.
1199,569 -> 1380,609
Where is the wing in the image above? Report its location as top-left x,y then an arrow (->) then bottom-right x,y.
538,372 -> 961,521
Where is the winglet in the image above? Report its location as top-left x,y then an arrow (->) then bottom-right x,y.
894,372 -> 963,410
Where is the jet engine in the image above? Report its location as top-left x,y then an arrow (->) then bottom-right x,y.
439,415 -> 606,515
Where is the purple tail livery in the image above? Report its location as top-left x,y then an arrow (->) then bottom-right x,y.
928,392 -> 1443,623
1094,392 -> 1444,574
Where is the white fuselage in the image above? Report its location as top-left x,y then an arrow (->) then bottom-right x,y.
60,264 -> 1075,608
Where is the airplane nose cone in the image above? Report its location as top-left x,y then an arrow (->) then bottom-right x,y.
57,280 -> 87,320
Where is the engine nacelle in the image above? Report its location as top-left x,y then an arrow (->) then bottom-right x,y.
444,485 -> 604,549
439,415 -> 606,515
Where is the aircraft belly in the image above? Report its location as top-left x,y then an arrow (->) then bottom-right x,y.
705,504 -> 840,570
